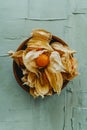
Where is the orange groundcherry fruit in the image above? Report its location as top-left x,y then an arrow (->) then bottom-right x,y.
36,53 -> 49,67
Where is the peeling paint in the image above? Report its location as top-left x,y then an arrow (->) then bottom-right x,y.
71,118 -> 74,130
63,106 -> 66,130
66,87 -> 73,93
72,12 -> 86,15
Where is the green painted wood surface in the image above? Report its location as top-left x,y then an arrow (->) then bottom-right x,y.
0,0 -> 87,130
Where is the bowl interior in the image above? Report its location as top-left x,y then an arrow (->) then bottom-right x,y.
13,35 -> 69,93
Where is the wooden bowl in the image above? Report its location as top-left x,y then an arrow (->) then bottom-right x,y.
13,35 -> 69,93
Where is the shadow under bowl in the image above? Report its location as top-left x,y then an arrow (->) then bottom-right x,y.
13,35 -> 69,93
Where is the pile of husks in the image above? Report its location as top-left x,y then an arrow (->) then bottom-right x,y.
9,29 -> 78,98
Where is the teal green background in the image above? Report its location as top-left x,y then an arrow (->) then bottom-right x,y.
0,0 -> 87,130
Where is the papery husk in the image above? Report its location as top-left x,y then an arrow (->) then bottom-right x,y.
34,71 -> 50,97
8,50 -> 24,66
61,53 -> 72,73
23,49 -> 47,75
46,89 -> 53,96
35,78 -> 49,97
45,69 -> 63,94
21,75 -> 28,85
27,37 -> 53,51
47,51 -> 65,73
30,88 -> 39,98
22,68 -> 29,75
62,71 -> 78,81
61,53 -> 78,80
44,51 -> 64,94
51,42 -> 76,55
27,72 -> 37,88
31,29 -> 52,42
22,69 -> 53,97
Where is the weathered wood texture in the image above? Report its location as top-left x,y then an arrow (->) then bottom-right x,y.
0,0 -> 87,130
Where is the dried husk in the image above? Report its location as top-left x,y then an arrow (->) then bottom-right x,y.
31,29 -> 52,42
61,53 -> 78,80
51,42 -> 76,54
23,49 -> 47,75
8,50 -> 23,66
47,51 -> 65,73
27,37 -> 53,51
30,88 -> 39,98
35,78 -> 49,97
45,69 -> 63,94
9,29 -> 78,98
